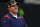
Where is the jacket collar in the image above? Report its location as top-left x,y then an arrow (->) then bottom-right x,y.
7,13 -> 21,18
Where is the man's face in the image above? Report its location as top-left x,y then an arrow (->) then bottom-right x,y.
9,5 -> 18,14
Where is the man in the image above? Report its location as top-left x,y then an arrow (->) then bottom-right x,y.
1,1 -> 28,27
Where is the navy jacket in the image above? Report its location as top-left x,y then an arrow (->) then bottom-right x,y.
1,13 -> 28,27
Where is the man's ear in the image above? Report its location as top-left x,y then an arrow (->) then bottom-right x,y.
8,5 -> 11,10
8,8 -> 11,11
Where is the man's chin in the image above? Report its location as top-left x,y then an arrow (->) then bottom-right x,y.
15,12 -> 18,14
13,12 -> 18,14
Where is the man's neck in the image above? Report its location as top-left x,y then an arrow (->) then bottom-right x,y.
9,11 -> 17,16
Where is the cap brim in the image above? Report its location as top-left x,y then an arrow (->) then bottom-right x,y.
11,2 -> 19,7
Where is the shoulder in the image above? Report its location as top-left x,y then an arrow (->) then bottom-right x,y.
1,15 -> 11,24
4,14 -> 11,19
1,14 -> 11,21
21,16 -> 23,19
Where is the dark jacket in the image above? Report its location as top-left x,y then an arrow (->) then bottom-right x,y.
1,13 -> 28,27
